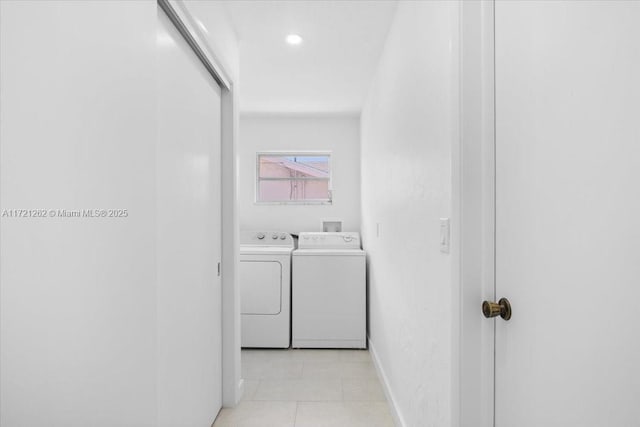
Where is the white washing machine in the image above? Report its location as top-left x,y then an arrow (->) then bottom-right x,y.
292,232 -> 366,349
240,231 -> 294,348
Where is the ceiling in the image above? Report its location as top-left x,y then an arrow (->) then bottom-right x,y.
224,0 -> 398,114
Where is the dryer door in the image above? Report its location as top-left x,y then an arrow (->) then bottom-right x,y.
240,260 -> 282,315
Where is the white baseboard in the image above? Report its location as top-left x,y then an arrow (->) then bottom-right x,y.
368,337 -> 406,427
214,378 -> 243,426
236,378 -> 245,405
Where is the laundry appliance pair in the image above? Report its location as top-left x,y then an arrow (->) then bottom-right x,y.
239,231 -> 366,349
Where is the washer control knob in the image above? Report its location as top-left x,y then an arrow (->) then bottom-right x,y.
280,234 -> 286,240
257,233 -> 265,240
343,235 -> 353,242
272,234 -> 278,240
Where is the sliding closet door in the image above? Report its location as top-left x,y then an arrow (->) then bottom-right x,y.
157,7 -> 223,426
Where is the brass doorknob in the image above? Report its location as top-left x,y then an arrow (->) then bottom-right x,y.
482,298 -> 512,320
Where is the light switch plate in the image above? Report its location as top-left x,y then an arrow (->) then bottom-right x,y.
440,218 -> 450,253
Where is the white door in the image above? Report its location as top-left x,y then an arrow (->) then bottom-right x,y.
157,7 -> 223,426
494,1 -> 640,426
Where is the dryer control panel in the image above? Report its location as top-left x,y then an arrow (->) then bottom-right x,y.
298,232 -> 361,249
240,231 -> 294,247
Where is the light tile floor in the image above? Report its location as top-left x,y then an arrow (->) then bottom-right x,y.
213,349 -> 395,427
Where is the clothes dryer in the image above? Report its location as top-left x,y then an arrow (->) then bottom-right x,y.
240,231 -> 294,348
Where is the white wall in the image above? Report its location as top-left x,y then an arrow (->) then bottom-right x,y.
0,1 -> 157,425
239,115 -> 360,233
360,2 -> 459,426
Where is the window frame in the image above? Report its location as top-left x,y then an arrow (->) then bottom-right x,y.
255,151 -> 333,205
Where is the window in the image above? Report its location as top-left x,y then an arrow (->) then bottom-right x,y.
256,153 -> 332,204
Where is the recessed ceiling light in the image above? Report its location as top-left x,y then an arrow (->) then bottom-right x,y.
286,34 -> 303,45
